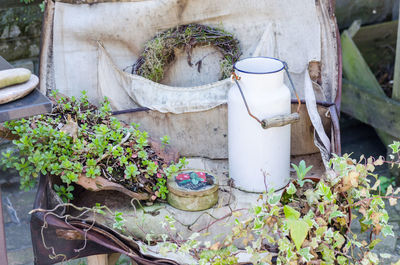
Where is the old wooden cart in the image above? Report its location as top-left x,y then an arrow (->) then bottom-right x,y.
31,0 -> 342,264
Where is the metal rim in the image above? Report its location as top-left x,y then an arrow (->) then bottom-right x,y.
233,56 -> 285,74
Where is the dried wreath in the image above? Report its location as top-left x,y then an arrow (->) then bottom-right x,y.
132,24 -> 241,82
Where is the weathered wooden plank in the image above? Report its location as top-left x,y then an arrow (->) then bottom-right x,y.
87,254 -> 108,265
341,80 -> 400,138
107,253 -> 122,265
335,0 -> 396,30
353,20 -> 398,46
342,20 -> 400,178
393,13 -> 400,100
341,30 -> 385,96
341,22 -> 399,141
353,20 -> 397,71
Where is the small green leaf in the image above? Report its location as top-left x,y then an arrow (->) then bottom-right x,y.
253,218 -> 263,230
267,193 -> 281,205
382,224 -> 394,237
318,203 -> 325,214
389,141 -> 400,153
287,219 -> 309,251
324,228 -> 334,238
299,247 -> 313,262
329,210 -> 346,222
286,182 -> 297,195
337,256 -> 348,265
333,232 -> 345,249
254,205 -> 262,215
284,205 -> 300,220
369,239 -> 382,250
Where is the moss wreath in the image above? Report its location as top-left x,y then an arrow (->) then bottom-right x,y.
132,24 -> 241,83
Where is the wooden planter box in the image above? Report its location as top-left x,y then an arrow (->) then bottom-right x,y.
32,0 -> 343,264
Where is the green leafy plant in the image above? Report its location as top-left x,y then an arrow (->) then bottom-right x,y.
113,211 -> 125,231
291,160 -> 313,187
53,184 -> 74,203
139,144 -> 400,265
161,135 -> 170,148
20,0 -> 46,12
1,91 -> 186,201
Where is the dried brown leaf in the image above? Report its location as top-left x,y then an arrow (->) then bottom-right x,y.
386,185 -> 393,196
366,163 -> 375,172
374,156 -> 385,166
210,242 -> 221,251
60,115 -> 78,140
389,198 -> 397,206
373,224 -> 382,235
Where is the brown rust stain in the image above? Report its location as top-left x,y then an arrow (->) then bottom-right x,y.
308,61 -> 321,85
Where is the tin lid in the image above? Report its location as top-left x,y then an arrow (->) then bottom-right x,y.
167,169 -> 219,198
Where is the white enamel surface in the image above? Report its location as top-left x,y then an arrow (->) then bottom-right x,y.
228,57 -> 291,192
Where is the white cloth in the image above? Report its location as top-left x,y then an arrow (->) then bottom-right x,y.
98,43 -> 232,114
52,0 -> 325,106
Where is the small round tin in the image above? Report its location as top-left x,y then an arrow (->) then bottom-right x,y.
167,169 -> 219,211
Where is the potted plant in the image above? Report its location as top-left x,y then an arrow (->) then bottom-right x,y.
1,91 -> 187,202
3,91 -> 400,265
137,145 -> 400,265
214,148 -> 400,264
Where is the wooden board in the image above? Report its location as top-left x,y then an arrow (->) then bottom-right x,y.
341,23 -> 400,139
341,20 -> 400,179
341,31 -> 384,96
352,20 -> 398,72
341,80 -> 400,138
393,16 -> 400,100
291,103 -> 331,155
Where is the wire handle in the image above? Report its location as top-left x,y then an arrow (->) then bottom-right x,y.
231,61 -> 301,129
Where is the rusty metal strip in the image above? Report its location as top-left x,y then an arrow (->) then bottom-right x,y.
329,105 -> 341,155
334,12 -> 343,114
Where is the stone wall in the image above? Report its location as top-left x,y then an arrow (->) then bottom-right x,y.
0,2 -> 43,184
0,2 -> 42,74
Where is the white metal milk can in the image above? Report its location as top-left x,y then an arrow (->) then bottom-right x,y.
228,57 -> 300,192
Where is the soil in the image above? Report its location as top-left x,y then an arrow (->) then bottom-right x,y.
375,62 -> 394,97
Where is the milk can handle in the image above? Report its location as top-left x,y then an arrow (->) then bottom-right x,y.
231,62 -> 301,129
